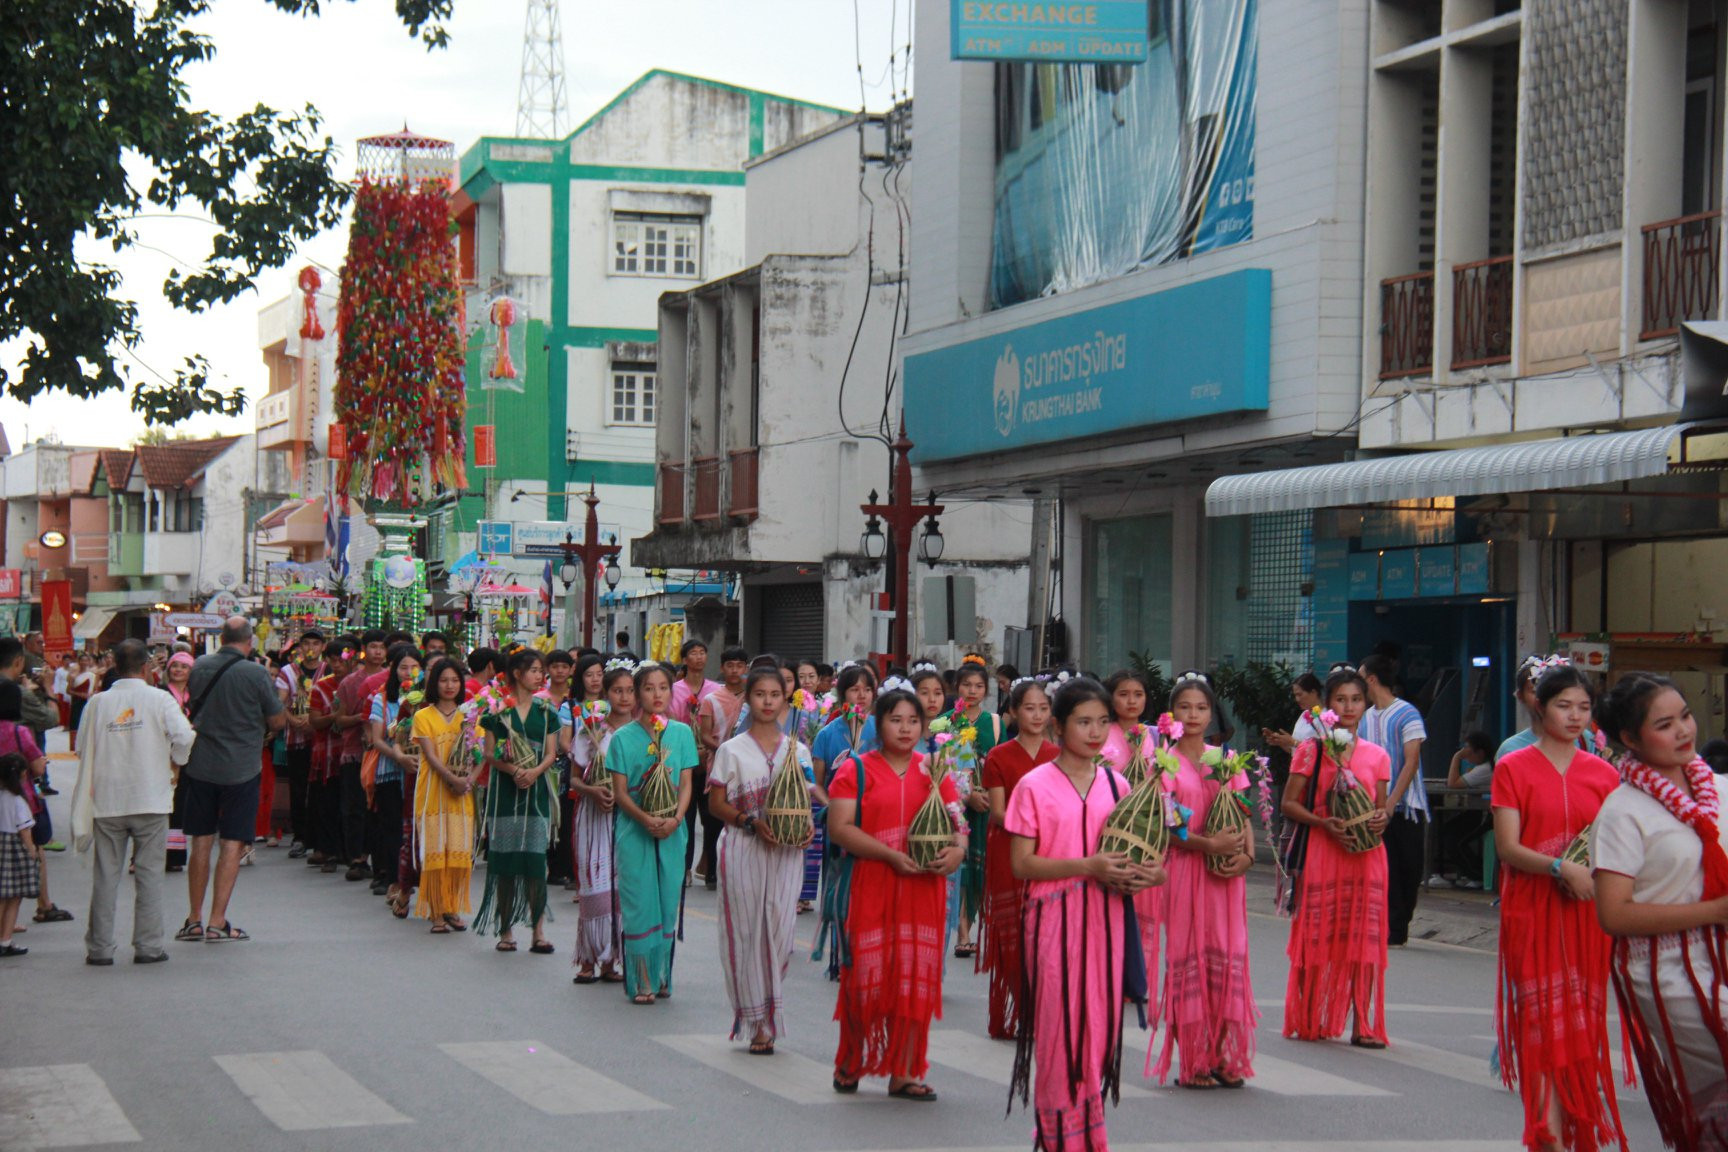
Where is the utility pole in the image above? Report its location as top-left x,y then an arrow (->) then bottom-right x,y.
516,0 -> 570,139
858,418 -> 944,669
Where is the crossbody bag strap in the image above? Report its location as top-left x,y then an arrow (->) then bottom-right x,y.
188,653 -> 245,722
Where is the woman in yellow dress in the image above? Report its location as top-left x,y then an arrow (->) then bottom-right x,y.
412,657 -> 477,933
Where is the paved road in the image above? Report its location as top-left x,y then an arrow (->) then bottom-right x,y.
4,757 -> 1660,1152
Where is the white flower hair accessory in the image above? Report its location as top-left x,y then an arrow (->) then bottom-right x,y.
881,675 -> 912,694
910,660 -> 940,675
604,657 -> 638,673
1174,670 -> 1210,686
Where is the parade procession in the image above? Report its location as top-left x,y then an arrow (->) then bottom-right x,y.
4,1 -> 1728,1150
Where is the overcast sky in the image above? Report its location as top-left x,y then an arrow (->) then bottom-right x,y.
1,0 -> 910,452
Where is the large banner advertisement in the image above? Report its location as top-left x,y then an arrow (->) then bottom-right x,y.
41,579 -> 73,655
989,0 -> 1257,308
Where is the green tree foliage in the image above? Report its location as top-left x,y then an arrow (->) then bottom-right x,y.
0,0 -> 453,425
1210,661 -> 1301,781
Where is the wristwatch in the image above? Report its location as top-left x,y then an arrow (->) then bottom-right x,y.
1548,857 -> 1564,878
741,815 -> 757,836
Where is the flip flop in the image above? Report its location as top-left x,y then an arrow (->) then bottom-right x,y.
1350,1036 -> 1387,1050
530,940 -> 555,955
495,939 -> 518,952
443,915 -> 468,932
888,1082 -> 938,1102
600,969 -> 625,983
572,970 -> 600,985
430,922 -> 451,934
832,1076 -> 859,1094
1214,1070 -> 1247,1089
748,1040 -> 775,1056
631,993 -> 656,1006
1181,1074 -> 1220,1089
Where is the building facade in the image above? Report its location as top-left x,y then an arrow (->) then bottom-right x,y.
635,113 -> 1033,662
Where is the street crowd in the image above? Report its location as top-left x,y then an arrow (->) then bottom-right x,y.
3,622 -> 1727,1151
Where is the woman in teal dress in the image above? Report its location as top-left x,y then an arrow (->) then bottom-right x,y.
477,649 -> 561,954
951,657 -> 1002,958
610,661 -> 699,1005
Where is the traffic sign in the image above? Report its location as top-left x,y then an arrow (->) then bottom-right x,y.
164,612 -> 225,629
511,520 -> 622,557
203,592 -> 240,617
477,520 -> 514,556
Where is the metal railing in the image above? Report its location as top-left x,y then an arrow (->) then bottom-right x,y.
1379,271 -> 1435,379
691,456 -> 722,522
1451,255 -> 1514,370
656,464 -> 686,525
1642,209 -> 1721,340
727,448 -> 759,522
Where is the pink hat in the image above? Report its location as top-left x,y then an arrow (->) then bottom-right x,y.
168,652 -> 195,668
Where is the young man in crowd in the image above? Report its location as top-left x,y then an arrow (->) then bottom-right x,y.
334,630 -> 387,882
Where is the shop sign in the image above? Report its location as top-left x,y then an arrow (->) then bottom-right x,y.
1379,551 -> 1417,600
1559,638 -> 1611,672
0,569 -> 20,600
904,269 -> 1271,463
1347,553 -> 1379,602
41,580 -> 73,655
1416,548 -> 1455,597
1456,543 -> 1492,596
203,592 -> 240,617
951,0 -> 1150,63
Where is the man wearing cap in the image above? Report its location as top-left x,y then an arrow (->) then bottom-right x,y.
275,630 -> 326,859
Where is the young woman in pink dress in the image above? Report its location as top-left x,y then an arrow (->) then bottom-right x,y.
1281,665 -> 1393,1046
1007,677 -> 1163,1151
1491,663 -> 1626,1152
1099,669 -> 1160,1003
1148,670 -> 1258,1088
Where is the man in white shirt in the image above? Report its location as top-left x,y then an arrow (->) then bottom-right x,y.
1360,654 -> 1429,947
70,639 -> 196,966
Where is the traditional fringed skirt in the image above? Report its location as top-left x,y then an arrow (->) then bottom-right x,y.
980,822 -> 1026,1039
834,855 -> 946,1080
615,810 -> 687,998
1150,847 -> 1258,1084
1613,929 -> 1728,1151
474,774 -> 555,935
1284,832 -> 1388,1043
800,808 -> 825,903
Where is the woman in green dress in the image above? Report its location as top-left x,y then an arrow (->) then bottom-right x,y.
951,656 -> 1002,958
477,649 -> 560,954
610,661 -> 700,1005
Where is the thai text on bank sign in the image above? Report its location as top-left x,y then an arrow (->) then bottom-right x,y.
951,0 -> 1149,63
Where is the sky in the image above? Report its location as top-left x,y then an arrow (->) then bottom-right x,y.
1,0 -> 911,452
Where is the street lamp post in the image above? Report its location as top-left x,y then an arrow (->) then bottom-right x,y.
858,417 -> 944,668
560,484 -> 623,650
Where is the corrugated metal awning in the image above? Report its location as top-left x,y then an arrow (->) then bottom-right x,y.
1205,424 -> 1705,517
73,606 -> 116,640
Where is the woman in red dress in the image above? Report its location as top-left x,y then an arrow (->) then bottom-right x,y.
979,678 -> 1057,1039
828,687 -> 966,1100
1281,665 -> 1392,1046
1491,663 -> 1627,1152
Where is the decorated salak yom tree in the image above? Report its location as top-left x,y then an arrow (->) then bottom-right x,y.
334,128 -> 468,506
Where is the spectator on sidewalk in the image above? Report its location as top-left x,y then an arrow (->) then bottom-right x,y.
178,617 -> 285,944
70,640 -> 195,966
0,637 -> 62,793
0,753 -> 41,957
0,681 -> 66,926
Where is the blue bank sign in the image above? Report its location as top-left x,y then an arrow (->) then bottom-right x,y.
904,269 -> 1271,463
951,1 -> 1149,63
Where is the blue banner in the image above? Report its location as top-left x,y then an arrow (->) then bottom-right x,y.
904,269 -> 1270,462
952,1 -> 1150,62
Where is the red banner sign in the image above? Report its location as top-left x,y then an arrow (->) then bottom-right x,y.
40,580 -> 73,655
474,424 -> 496,468
327,422 -> 347,460
0,569 -> 20,600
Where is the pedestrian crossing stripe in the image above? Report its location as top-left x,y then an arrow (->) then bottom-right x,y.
0,1063 -> 141,1148
213,1051 -> 408,1131
654,1034 -> 888,1105
438,1040 -> 669,1114
925,1029 -> 1155,1098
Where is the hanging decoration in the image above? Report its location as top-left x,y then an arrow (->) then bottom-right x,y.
474,425 -> 496,468
334,128 -> 467,505
297,266 -> 326,340
362,551 -> 428,633
488,297 -> 518,381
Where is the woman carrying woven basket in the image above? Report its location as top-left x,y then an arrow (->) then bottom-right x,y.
410,657 -> 476,935
570,662 -> 635,984
708,667 -> 822,1053
367,645 -> 422,919
1148,671 -> 1257,1089
1007,676 -> 1163,1151
476,649 -> 561,955
1280,665 -> 1392,1047
610,661 -> 699,1005
828,688 -> 966,1101
1593,674 -> 1728,1151
1491,663 -> 1626,1152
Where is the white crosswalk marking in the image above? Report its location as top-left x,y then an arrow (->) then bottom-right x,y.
1343,1036 -> 1504,1092
654,1034 -> 888,1105
926,1029 -> 1152,1098
439,1040 -> 669,1114
213,1051 -> 408,1131
1115,1029 -> 1393,1097
0,1064 -> 141,1149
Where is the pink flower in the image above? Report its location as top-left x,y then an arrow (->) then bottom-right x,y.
1155,712 -> 1184,740
1319,709 -> 1340,727
933,732 -> 952,746
1227,772 -> 1249,791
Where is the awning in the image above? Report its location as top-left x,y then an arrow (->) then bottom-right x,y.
73,606 -> 116,640
1205,423 -> 1710,517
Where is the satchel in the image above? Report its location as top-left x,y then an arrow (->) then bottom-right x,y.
1104,769 -> 1150,1028
1277,740 -> 1323,914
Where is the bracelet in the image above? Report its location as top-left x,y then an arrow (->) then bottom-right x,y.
1548,857 -> 1564,878
741,815 -> 757,836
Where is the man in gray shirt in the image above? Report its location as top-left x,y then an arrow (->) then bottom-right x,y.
179,617 -> 285,943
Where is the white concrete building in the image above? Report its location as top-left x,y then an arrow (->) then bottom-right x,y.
636,113 -> 1033,662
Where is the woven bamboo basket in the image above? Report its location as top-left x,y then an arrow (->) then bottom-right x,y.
1331,777 -> 1382,853
638,752 -> 679,819
506,730 -> 539,773
1122,733 -> 1150,787
906,750 -> 955,868
1561,822 -> 1593,868
1098,774 -> 1171,867
1202,790 -> 1252,873
764,742 -> 814,845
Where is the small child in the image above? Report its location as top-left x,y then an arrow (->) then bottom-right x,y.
0,752 -> 41,956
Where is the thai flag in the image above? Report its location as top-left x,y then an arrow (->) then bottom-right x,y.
540,560 -> 554,628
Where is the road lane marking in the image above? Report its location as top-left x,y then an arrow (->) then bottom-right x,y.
212,1051 -> 408,1131
925,1030 -> 1151,1099
653,1034 -> 886,1105
1116,1029 -> 1393,1097
0,1064 -> 141,1148
439,1041 -> 667,1114
1342,1036 -> 1504,1092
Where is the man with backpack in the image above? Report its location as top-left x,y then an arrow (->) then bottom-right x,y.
177,618 -> 286,944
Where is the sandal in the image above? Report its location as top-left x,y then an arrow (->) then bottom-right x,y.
430,922 -> 451,934
389,895 -> 410,919
631,992 -> 657,1006
204,923 -> 249,942
748,1040 -> 775,1056
600,967 -> 624,983
33,906 -> 73,923
888,1082 -> 938,1102
1180,1073 -> 1220,1090
495,939 -> 518,952
443,914 -> 468,932
529,940 -> 555,955
175,918 -> 203,942
832,1076 -> 859,1094
1214,1070 -> 1247,1089
952,942 -> 976,959
572,968 -> 600,985
1350,1036 -> 1387,1050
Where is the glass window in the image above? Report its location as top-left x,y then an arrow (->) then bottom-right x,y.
612,212 -> 702,279
1088,513 -> 1172,676
610,365 -> 656,426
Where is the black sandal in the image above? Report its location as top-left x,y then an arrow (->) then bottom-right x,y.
832,1076 -> 859,1094
174,918 -> 203,942
495,939 -> 518,952
748,1040 -> 775,1056
632,992 -> 656,1006
888,1082 -> 938,1102
1350,1036 -> 1387,1050
204,923 -> 249,942
530,940 -> 555,955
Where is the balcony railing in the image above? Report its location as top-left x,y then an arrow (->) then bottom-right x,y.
1642,209 -> 1722,340
1451,255 -> 1514,370
727,448 -> 759,522
657,464 -> 686,525
691,456 -> 722,523
1379,271 -> 1434,379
